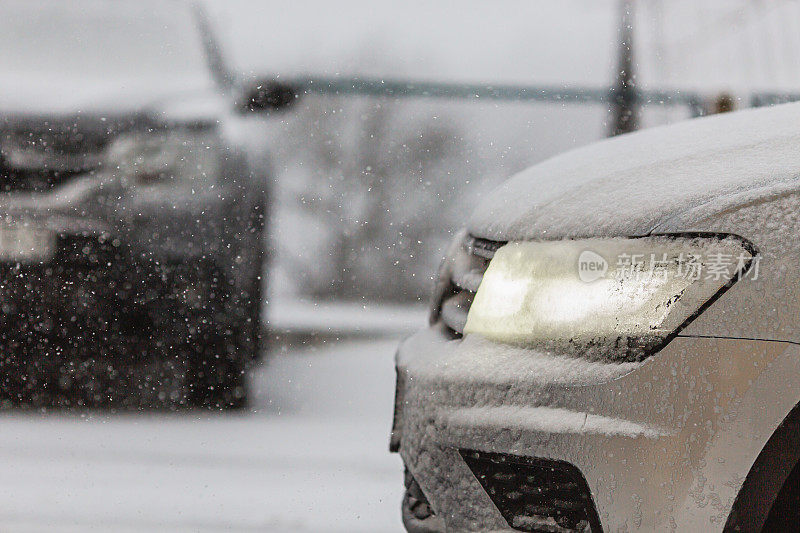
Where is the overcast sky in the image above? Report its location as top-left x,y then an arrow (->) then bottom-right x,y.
199,0 -> 800,183
203,0 -> 618,86
204,0 -> 800,93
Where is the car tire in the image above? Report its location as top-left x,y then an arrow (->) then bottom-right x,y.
240,199 -> 267,363
168,260 -> 249,410
185,336 -> 248,410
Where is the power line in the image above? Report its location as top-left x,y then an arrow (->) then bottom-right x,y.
279,74 -> 800,109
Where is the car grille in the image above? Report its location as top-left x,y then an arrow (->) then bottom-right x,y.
438,236 -> 503,337
0,236 -> 158,356
0,165 -> 86,192
461,450 -> 602,533
0,235 -> 224,407
0,127 -> 109,192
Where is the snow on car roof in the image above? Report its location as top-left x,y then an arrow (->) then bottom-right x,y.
469,102 -> 800,241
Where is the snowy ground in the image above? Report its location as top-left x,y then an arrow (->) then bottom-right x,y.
0,331 -> 413,532
266,298 -> 427,338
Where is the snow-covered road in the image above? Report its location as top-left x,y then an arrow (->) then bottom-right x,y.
0,337 -> 406,532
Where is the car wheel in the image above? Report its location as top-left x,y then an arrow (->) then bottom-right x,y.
240,199 -> 267,363
185,338 -> 248,410
168,260 -> 249,410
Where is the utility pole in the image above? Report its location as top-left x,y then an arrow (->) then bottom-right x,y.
610,0 -> 639,136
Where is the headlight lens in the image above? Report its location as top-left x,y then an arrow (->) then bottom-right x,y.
464,235 -> 756,361
106,130 -> 216,186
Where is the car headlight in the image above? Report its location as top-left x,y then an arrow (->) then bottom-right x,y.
106,130 -> 217,186
463,235 -> 757,362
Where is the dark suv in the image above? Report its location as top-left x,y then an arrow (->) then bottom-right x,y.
0,0 -> 290,409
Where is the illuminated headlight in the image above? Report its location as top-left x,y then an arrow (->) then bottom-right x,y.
464,235 -> 757,361
106,130 -> 216,186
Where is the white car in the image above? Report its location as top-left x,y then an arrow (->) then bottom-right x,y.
391,102 -> 800,531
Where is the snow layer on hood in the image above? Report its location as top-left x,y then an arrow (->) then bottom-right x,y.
469,102 -> 800,241
0,77 -> 218,118
401,330 -> 640,387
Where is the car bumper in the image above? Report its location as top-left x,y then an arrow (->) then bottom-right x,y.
0,226 -> 221,405
393,324 -> 800,531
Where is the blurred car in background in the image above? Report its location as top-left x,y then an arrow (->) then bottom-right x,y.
392,103 -> 800,531
0,0 -> 294,409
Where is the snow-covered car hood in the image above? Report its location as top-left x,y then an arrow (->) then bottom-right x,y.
469,102 -> 800,241
0,77 -> 219,119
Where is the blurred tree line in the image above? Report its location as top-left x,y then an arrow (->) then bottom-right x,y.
263,95 -> 509,303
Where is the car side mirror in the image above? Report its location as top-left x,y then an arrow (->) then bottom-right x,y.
239,80 -> 299,113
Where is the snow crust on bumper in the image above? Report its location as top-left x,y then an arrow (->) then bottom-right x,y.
395,324 -> 800,531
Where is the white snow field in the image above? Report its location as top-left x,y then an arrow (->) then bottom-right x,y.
0,336 -> 408,532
